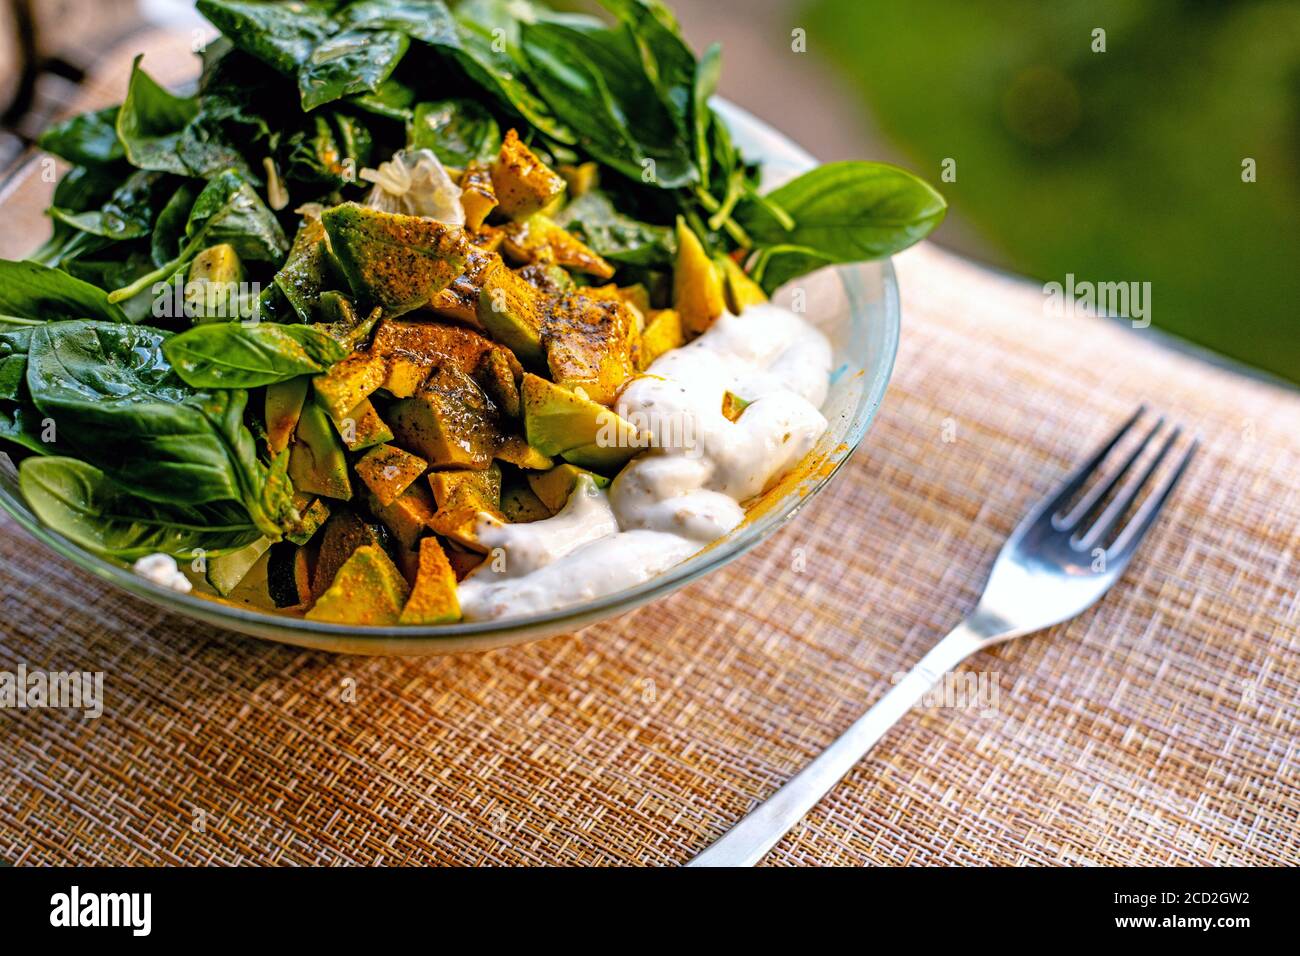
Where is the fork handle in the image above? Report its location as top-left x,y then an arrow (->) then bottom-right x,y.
686,618 -> 995,867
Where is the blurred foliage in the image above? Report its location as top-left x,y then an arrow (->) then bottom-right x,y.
806,0 -> 1300,383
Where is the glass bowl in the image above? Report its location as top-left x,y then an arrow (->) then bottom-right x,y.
0,101 -> 900,655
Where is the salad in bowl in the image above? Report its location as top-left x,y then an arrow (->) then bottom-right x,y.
0,0 -> 943,633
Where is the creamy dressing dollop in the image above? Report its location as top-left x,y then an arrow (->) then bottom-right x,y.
457,303 -> 832,621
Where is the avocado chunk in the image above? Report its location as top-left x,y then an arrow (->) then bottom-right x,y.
398,536 -> 462,624
355,443 -> 428,506
331,397 -> 393,452
267,541 -> 313,608
541,291 -> 638,405
557,161 -> 599,197
638,308 -> 684,370
286,497 -> 331,546
388,366 -> 501,469
501,482 -> 553,522
459,160 -> 498,231
186,244 -> 245,323
721,390 -> 752,423
275,218 -> 332,322
495,434 -> 553,470
500,215 -> 614,279
312,511 -> 391,599
521,373 -> 645,472
306,544 -> 410,625
288,399 -> 352,500
476,264 -> 548,366
312,351 -> 387,421
429,482 -> 503,552
714,254 -> 768,314
673,217 -> 726,336
368,482 -> 439,551
492,129 -> 566,219
206,537 -> 272,597
430,244 -> 503,325
428,462 -> 502,510
526,463 -> 612,513
371,318 -> 521,400
316,295 -> 381,351
322,202 -> 470,316
266,376 -> 310,454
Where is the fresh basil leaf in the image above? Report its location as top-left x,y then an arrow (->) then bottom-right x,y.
19,456 -> 262,560
299,28 -> 410,111
116,57 -> 200,175
196,0 -> 338,74
553,191 -> 675,266
736,161 -> 947,267
38,108 -> 126,166
162,322 -> 347,389
600,0 -> 696,142
0,259 -> 129,323
409,98 -> 500,166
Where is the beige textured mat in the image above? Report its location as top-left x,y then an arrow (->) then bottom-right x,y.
0,33 -> 1296,867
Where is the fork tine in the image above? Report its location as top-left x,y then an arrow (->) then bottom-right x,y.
1040,406 -> 1146,523
1076,424 -> 1179,549
1058,415 -> 1165,532
1107,436 -> 1199,558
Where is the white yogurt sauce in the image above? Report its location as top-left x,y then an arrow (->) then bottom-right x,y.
457,303 -> 832,621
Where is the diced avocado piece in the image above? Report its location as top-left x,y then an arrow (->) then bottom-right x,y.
516,261 -> 575,295
186,244 -> 245,323
371,317 -> 520,400
500,215 -> 614,279
332,397 -> 393,452
287,498 -> 331,546
495,434 -> 553,470
368,482 -> 439,551
355,443 -> 428,506
322,202 -> 470,316
617,283 -> 651,319
312,511 -> 391,599
521,373 -> 644,472
312,351 -> 387,421
478,347 -> 521,419
266,376 -> 310,454
275,218 -> 331,321
492,129 -> 566,219
398,536 -> 462,624
430,245 -> 503,325
388,366 -> 500,469
501,483 -> 553,522
541,291 -> 638,406
638,308 -> 684,370
316,295 -> 381,351
721,390 -> 752,423
428,463 -> 502,510
429,483 -> 503,552
306,544 -> 410,625
459,160 -> 498,231
557,161 -> 599,197
673,217 -> 726,336
288,399 -> 352,500
267,541 -> 313,608
526,463 -> 611,513
476,264 -> 548,365
714,254 -> 768,313
206,537 -> 272,597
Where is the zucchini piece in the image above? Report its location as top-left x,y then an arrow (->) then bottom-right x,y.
428,463 -> 502,510
267,542 -> 313,608
206,538 -> 272,597
721,391 -> 752,423
398,536 -> 461,624
476,264 -> 548,365
305,545 -> 410,626
429,483 -> 503,553
500,215 -> 614,279
459,160 -> 498,231
501,483 -> 552,522
312,351 -> 387,421
332,397 -> 393,452
714,254 -> 768,313
494,434 -> 553,471
367,483 -> 439,551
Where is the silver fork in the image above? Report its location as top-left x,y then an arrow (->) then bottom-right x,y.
687,407 -> 1197,867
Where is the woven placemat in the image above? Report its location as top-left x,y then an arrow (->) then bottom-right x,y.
1,34 -> 1297,867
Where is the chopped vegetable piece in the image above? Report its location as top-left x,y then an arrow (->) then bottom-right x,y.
398,536 -> 462,624
428,463 -> 502,510
388,366 -> 501,469
521,373 -> 645,472
355,444 -> 428,506
265,376 -> 310,454
541,291 -> 639,405
288,399 -> 352,500
721,390 -> 751,422
495,434 -> 553,470
715,254 -> 768,313
459,160 -> 498,231
673,217 -> 726,336
367,482 -> 439,551
312,351 -> 387,421
492,129 -> 566,219
638,308 -> 684,370
527,463 -> 611,513
305,544 -> 410,626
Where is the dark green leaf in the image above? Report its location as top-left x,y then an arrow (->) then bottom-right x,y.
116,57 -> 200,175
299,28 -> 410,111
19,456 -> 262,559
196,0 -> 338,74
0,259 -> 129,323
48,169 -> 173,242
151,182 -> 200,268
409,98 -> 501,166
736,162 -> 947,267
162,321 -> 347,388
38,108 -> 125,166
692,43 -> 721,181
553,191 -> 675,266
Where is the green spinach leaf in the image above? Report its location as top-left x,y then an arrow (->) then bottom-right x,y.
162,321 -> 347,388
19,456 -> 262,560
0,259 -> 130,323
553,191 -> 675,266
409,98 -> 500,166
196,0 -> 338,74
38,108 -> 126,166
